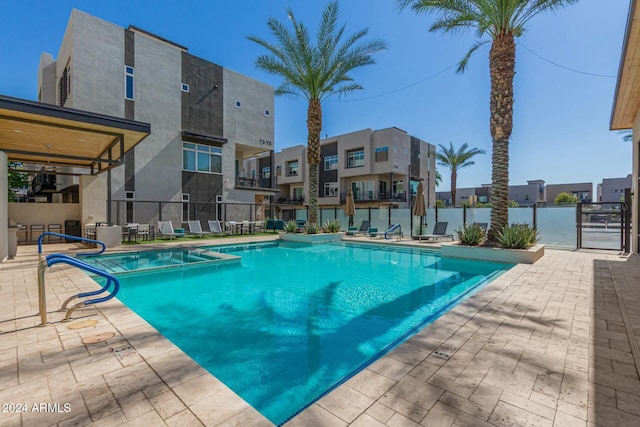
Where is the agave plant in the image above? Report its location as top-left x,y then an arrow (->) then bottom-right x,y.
284,220 -> 298,233
456,223 -> 484,246
496,223 -> 539,249
304,222 -> 319,234
324,218 -> 341,233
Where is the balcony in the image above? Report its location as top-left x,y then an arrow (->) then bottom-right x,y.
30,173 -> 57,195
235,173 -> 277,190
339,191 -> 407,203
277,196 -> 305,205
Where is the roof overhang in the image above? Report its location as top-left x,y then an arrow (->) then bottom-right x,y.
0,95 -> 150,174
611,0 -> 640,130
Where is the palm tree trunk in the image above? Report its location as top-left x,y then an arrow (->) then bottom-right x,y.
307,99 -> 322,225
488,34 -> 515,242
451,170 -> 457,208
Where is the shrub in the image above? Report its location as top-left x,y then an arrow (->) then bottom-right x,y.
284,220 -> 297,233
554,192 -> 579,205
496,223 -> 539,249
324,218 -> 341,233
304,222 -> 319,234
456,223 -> 484,246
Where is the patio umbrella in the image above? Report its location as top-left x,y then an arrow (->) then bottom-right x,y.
345,188 -> 355,226
413,182 -> 426,235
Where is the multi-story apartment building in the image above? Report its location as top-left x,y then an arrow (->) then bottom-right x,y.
437,180 -> 592,207
274,127 -> 436,209
597,174 -> 632,202
37,9 -> 276,224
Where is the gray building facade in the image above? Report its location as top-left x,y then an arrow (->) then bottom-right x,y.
598,175 -> 632,202
38,9 -> 275,224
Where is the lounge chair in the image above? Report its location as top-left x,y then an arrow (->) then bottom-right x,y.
187,220 -> 209,238
158,221 -> 185,240
207,220 -> 227,236
417,222 -> 454,242
345,220 -> 371,236
473,222 -> 488,234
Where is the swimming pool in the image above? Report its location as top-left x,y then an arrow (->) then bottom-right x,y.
108,241 -> 511,425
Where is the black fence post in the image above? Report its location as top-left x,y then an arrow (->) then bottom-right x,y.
463,205 -> 467,226
624,188 -> 631,253
533,203 -> 537,231
576,203 -> 581,250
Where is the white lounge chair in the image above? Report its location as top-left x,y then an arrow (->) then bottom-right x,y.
207,220 -> 227,236
157,221 -> 185,240
187,220 -> 209,238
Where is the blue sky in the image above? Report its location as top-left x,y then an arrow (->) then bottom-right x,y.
0,0 -> 630,192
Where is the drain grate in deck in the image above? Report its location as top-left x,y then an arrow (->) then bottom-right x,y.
433,344 -> 456,360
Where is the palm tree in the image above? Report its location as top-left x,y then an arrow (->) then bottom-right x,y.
397,0 -> 578,240
248,2 -> 386,225
436,142 -> 485,207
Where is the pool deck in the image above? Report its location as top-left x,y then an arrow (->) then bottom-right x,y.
1,235 -> 640,426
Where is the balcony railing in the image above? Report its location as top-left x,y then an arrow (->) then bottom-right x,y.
235,173 -> 277,190
31,173 -> 56,195
339,191 -> 407,203
277,196 -> 305,204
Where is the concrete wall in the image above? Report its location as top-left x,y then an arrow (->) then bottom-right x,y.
8,202 -> 81,237
547,183 -> 592,204
38,53 -> 57,104
632,112 -> 640,253
1,153 -> 8,261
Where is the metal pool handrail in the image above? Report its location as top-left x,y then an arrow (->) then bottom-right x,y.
37,232 -> 106,256
37,253 -> 120,326
384,224 -> 402,240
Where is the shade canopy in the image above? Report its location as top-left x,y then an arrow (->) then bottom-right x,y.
413,182 -> 426,216
344,188 -> 355,217
0,95 -> 150,175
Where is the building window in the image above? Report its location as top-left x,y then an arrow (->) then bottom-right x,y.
276,165 -> 281,176
125,191 -> 135,200
375,146 -> 389,162
262,166 -> 271,179
393,180 -> 404,194
478,196 -> 488,203
235,101 -> 241,108
293,187 -> 304,201
287,160 -> 298,176
125,66 -> 135,100
324,182 -> 339,197
347,149 -> 365,168
352,181 -> 375,200
181,83 -> 190,92
264,110 -> 270,116
59,62 -> 70,106
182,142 -> 222,174
182,194 -> 190,223
324,155 -> 338,171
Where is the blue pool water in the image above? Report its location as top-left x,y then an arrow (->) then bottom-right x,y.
108,242 -> 511,425
82,248 -> 225,273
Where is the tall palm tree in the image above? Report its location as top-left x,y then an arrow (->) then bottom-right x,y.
436,142 -> 485,207
248,2 -> 386,225
397,0 -> 578,240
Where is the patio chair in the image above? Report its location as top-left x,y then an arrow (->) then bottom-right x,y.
473,222 -> 488,234
418,222 -> 454,242
136,224 -> 150,241
345,220 -> 370,236
207,220 -> 227,236
157,221 -> 185,240
187,220 -> 209,238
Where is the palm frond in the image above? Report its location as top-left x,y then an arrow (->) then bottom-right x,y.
457,40 -> 489,72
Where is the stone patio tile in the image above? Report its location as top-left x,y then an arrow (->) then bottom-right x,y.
117,391 -> 154,420
439,391 -> 491,420
427,374 -> 479,399
616,389 -> 640,416
165,409 -> 205,427
469,381 -> 502,409
489,401 -> 553,427
365,401 -> 395,424
285,404 -> 347,427
121,409 -> 166,426
451,411 -> 494,427
350,412 -> 387,427
368,355 -> 414,381
378,392 -> 428,423
218,407 -> 272,427
344,368 -> 396,399
420,401 -> 459,427
389,375 -> 444,411
188,387 -> 250,426
483,366 -> 537,398
387,411 -> 422,427
317,384 -> 375,423
84,390 -> 122,422
500,392 -> 556,420
102,362 -> 163,399
149,390 -> 186,420
171,373 -> 227,406
553,410 -> 587,427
